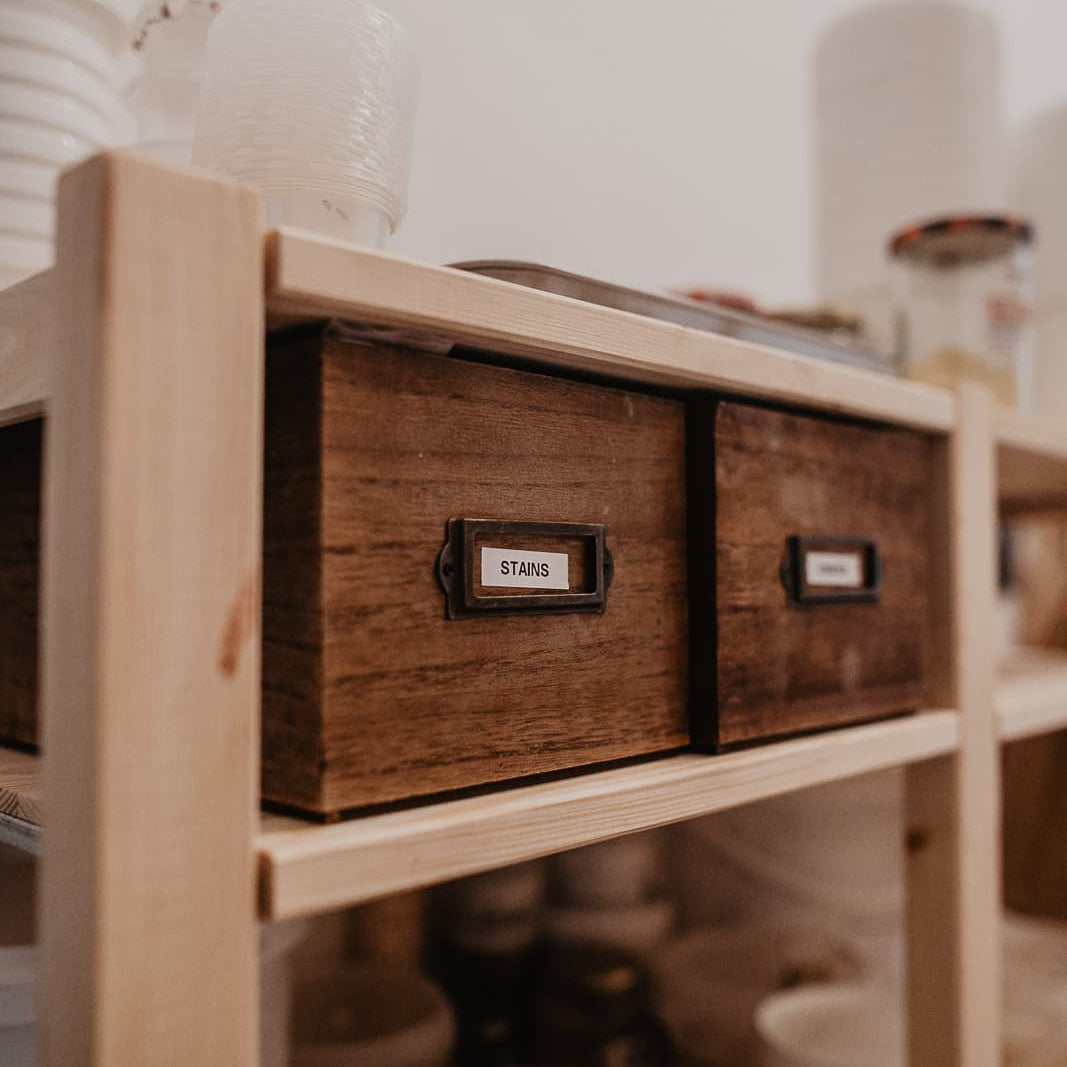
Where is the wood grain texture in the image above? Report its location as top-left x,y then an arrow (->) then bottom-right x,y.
257,710 -> 960,920
0,418 -> 41,747
263,330 -> 689,815
40,152 -> 263,1067
265,229 -> 956,433
0,746 -> 40,826
693,400 -> 934,746
0,269 -> 53,427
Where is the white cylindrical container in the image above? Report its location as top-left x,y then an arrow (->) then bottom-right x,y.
1016,105 -> 1067,418
0,0 -> 126,287
192,0 -> 418,246
814,1 -> 1007,354
545,897 -> 674,958
551,832 -> 662,908
292,963 -> 455,1067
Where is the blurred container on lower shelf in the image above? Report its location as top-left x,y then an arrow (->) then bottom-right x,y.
548,833 -> 674,960
755,984 -> 903,1067
748,915 -> 1067,1067
530,940 -> 672,1067
430,863 -> 545,1067
292,962 -> 455,1067
666,771 -> 904,985
652,923 -> 861,1067
259,918 -> 310,1067
0,843 -> 34,1067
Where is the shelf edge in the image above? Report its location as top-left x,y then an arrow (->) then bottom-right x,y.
258,710 -> 959,921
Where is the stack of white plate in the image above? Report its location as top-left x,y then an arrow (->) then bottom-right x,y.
0,0 -> 127,289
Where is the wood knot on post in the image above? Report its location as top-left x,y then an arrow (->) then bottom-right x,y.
906,827 -> 930,853
219,571 -> 258,678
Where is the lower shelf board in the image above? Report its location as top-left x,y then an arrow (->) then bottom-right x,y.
0,710 -> 968,915
257,710 -> 959,921
997,649 -> 1067,741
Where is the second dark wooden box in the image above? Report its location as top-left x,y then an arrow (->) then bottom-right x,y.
264,329 -> 690,816
688,399 -> 934,747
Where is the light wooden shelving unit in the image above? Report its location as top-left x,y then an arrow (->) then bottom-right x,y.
1,152 -> 1065,1065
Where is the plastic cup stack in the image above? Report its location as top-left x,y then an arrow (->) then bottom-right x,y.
0,0 -> 127,288
192,0 -> 417,247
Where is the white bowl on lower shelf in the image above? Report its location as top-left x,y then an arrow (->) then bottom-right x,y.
755,984 -> 903,1067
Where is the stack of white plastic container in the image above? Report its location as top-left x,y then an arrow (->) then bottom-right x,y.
814,0 -> 1008,354
1016,106 -> 1067,417
0,0 -> 130,288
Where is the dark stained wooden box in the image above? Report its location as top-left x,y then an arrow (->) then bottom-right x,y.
264,329 -> 690,816
688,399 -> 934,748
0,418 -> 41,750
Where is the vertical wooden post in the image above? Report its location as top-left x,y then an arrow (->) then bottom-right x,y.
907,383 -> 1001,1067
40,153 -> 263,1065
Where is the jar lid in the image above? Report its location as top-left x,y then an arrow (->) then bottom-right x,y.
889,215 -> 1033,267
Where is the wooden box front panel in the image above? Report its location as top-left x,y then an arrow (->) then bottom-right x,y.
0,419 -> 41,749
264,334 -> 689,815
691,400 -> 933,748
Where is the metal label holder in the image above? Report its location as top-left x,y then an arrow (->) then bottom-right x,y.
437,518 -> 613,620
781,535 -> 883,606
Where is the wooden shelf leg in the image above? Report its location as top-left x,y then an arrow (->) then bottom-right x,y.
39,152 -> 264,1066
907,383 -> 1001,1067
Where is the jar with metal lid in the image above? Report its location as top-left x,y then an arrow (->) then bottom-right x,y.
890,215 -> 1034,407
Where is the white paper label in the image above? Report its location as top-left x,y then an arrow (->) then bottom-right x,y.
480,546 -> 570,590
804,550 -> 863,589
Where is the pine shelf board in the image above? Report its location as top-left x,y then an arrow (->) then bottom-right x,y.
996,649 -> 1067,742
0,747 -> 41,853
256,710 -> 959,921
997,407 -> 1067,512
264,229 -> 956,433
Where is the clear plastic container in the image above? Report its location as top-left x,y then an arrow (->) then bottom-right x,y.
127,0 -> 222,164
192,0 -> 417,246
891,215 -> 1034,407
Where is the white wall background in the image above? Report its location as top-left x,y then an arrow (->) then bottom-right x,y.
377,0 -> 1067,307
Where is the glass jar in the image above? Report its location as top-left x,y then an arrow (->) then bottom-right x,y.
890,215 -> 1034,407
